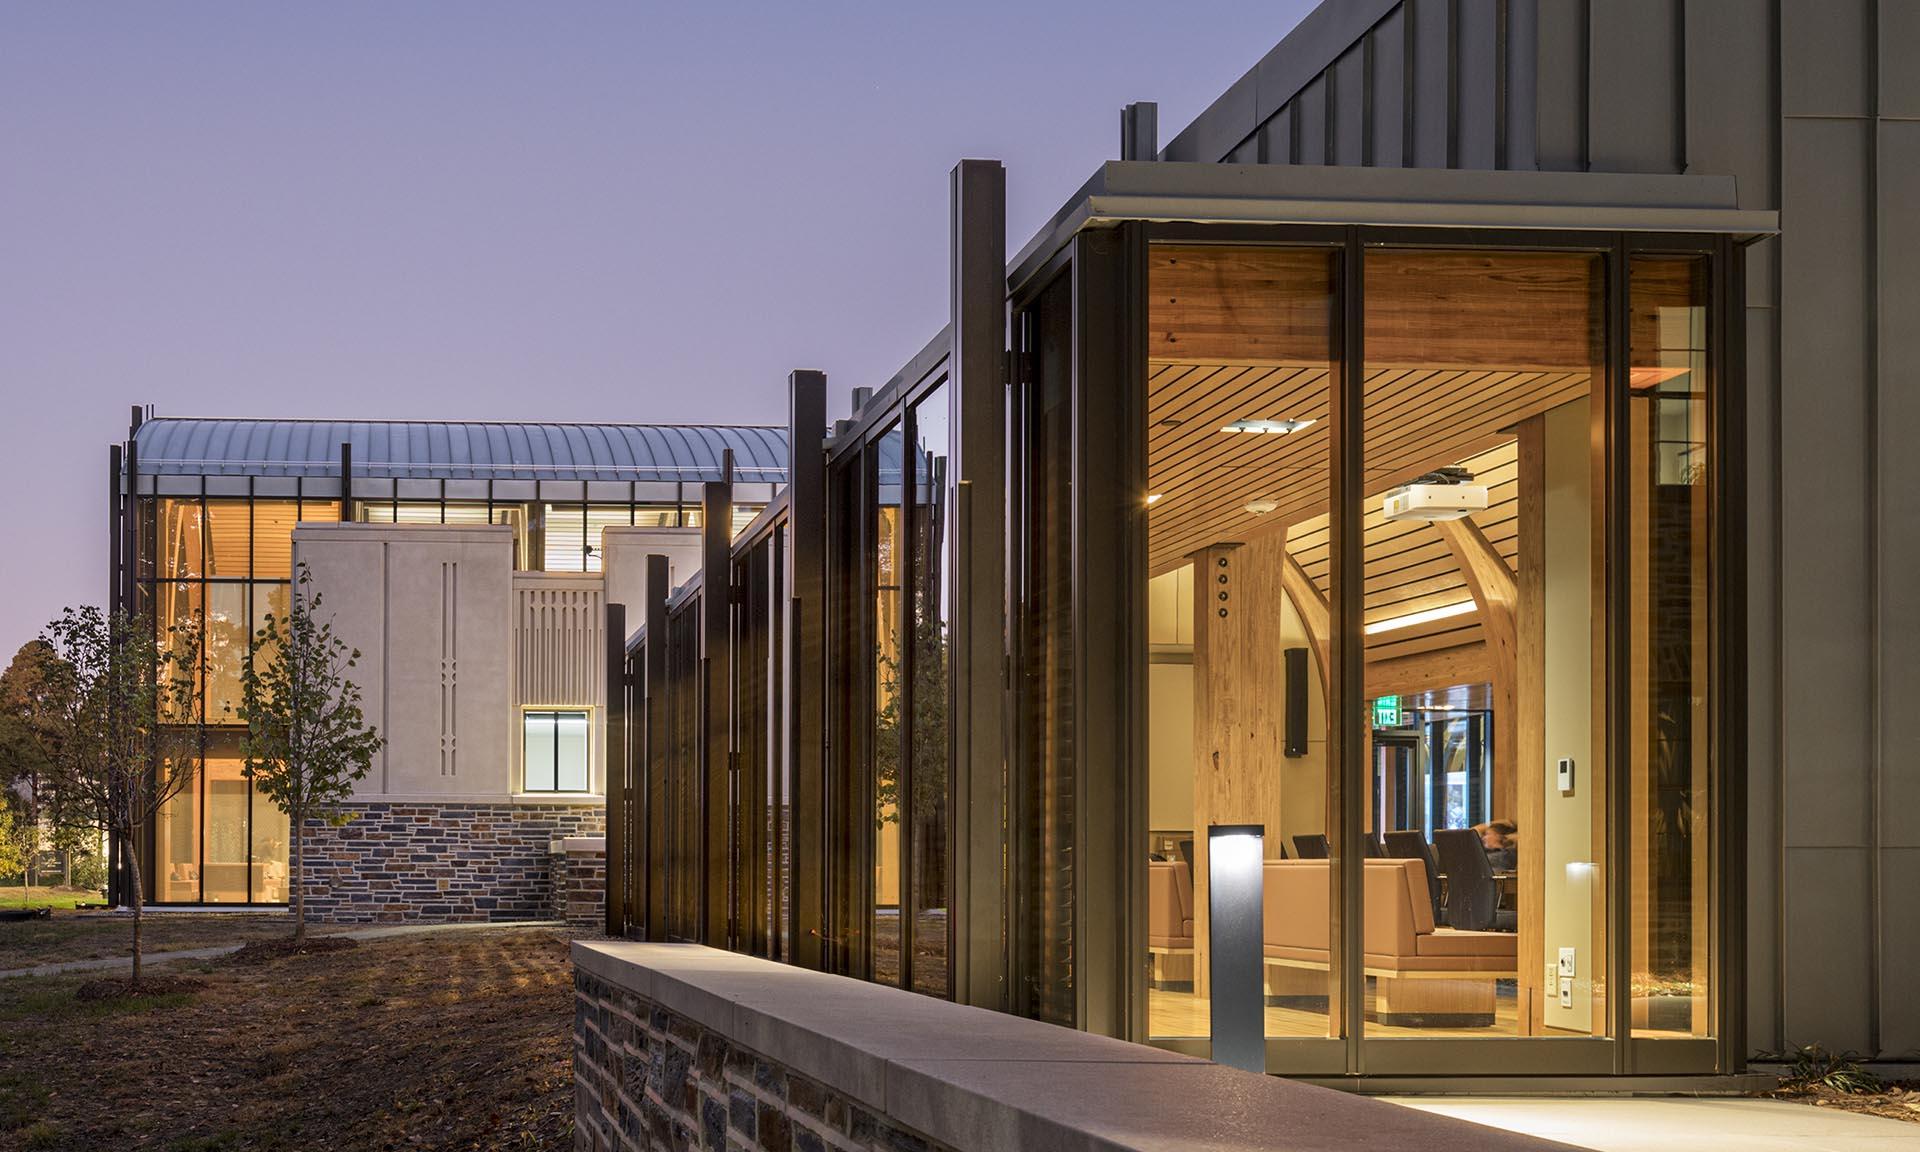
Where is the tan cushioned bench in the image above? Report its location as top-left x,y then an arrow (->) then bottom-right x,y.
1262,858 -> 1515,974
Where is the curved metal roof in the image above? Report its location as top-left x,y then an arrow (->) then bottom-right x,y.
132,418 -> 788,482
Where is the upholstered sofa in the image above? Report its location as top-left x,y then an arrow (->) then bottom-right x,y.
1148,859 -> 1196,989
1261,858 -> 1516,1026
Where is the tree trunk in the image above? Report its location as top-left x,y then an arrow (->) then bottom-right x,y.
126,830 -> 145,989
291,811 -> 305,946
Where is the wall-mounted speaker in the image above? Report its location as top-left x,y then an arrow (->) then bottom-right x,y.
1284,647 -> 1307,757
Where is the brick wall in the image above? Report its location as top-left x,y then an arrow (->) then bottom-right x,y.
574,968 -> 956,1152
298,801 -> 604,924
554,841 -> 607,934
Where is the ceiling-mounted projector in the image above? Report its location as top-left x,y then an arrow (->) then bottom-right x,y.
1382,466 -> 1487,522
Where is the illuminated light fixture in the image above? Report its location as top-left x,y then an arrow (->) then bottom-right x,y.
1207,824 -> 1266,1074
1145,492 -> 1165,506
1363,599 -> 1477,635
1244,499 -> 1279,515
1221,418 -> 1314,435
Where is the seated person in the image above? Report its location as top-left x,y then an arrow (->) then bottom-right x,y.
1474,820 -> 1518,872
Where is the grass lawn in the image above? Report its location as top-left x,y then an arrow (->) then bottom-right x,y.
0,927 -> 575,1150
0,910 -> 356,970
0,886 -> 105,912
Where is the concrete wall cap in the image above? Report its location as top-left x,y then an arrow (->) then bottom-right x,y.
571,940 -> 1570,1152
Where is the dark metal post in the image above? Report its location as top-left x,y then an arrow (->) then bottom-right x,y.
700,476 -> 734,947
644,554 -> 671,937
339,441 -> 353,520
786,371 -> 828,969
605,601 -> 627,937
950,158 -> 1009,1009
1121,101 -> 1159,161
1334,227 -> 1366,1072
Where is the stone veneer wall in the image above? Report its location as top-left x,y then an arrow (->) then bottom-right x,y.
299,801 -> 604,924
574,968 -> 956,1152
553,840 -> 608,934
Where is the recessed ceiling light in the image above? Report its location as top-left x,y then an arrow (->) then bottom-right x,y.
1145,493 -> 1165,506
1362,600 -> 1477,636
1244,499 -> 1279,515
1221,418 -> 1315,435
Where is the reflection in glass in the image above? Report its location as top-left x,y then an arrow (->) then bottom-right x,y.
158,581 -> 203,723
1361,249 -> 1604,1038
908,386 -> 952,998
1629,256 -> 1712,1038
871,421 -> 905,987
204,583 -> 249,723
160,498 -> 204,581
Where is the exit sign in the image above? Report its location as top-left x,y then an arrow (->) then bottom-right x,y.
1373,696 -> 1402,727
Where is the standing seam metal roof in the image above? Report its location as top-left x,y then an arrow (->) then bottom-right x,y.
131,418 -> 788,481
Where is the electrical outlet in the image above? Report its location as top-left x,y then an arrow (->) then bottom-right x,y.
1558,947 -> 1577,978
1558,976 -> 1574,1009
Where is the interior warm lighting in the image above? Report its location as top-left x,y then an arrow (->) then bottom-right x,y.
1145,492 -> 1164,506
1244,499 -> 1278,515
1220,418 -> 1314,435
1363,599 -> 1477,635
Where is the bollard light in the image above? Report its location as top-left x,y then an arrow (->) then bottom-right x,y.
1207,823 -> 1265,1073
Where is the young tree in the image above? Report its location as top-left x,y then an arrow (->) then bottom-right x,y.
0,639 -> 69,892
0,803 -> 26,902
39,606 -> 199,986
238,565 -> 383,944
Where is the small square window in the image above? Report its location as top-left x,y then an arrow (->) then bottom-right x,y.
523,710 -> 590,793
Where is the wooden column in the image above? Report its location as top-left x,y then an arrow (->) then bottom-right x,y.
1190,540 -> 1291,998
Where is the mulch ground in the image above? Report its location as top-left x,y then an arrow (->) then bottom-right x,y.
1766,1079 -> 1920,1124
0,927 -> 576,1150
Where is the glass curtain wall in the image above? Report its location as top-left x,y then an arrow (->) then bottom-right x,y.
142,488 -> 338,904
907,385 -> 953,999
1065,228 -> 1727,1074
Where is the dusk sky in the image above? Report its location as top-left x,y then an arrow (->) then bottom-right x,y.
0,2 -> 1314,651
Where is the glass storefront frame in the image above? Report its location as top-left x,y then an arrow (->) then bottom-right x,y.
1005,221 -> 1744,1079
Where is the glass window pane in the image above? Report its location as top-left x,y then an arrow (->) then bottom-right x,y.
1361,249 -> 1605,1039
158,581 -> 203,723
556,711 -> 590,792
155,754 -> 200,902
908,386 -> 952,998
585,508 -> 631,573
524,711 -> 557,792
204,751 -> 250,903
252,500 -> 299,579
440,502 -> 493,525
205,583 -> 249,724
298,498 -> 341,523
1629,255 -> 1712,1038
1143,245 -> 1337,1043
1018,271 -> 1076,1025
634,504 -> 678,528
253,791 -> 291,903
160,497 -> 204,581
872,422 -> 905,987
204,500 -> 250,579
544,505 -> 587,572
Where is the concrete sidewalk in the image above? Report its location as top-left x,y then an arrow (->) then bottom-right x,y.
0,919 -> 566,979
1392,1095 -> 1920,1152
